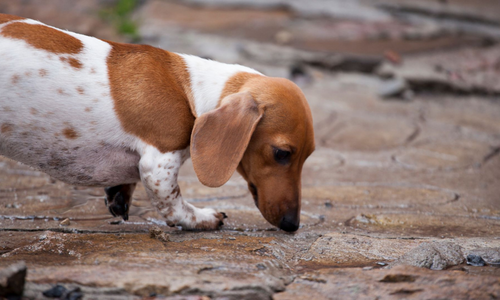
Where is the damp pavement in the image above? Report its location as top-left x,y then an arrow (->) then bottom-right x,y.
1,0 -> 500,299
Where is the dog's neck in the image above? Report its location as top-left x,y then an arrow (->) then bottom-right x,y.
177,53 -> 262,117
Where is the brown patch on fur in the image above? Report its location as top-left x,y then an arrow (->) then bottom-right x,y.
30,108 -> 38,115
62,127 -> 79,139
39,69 -> 48,77
1,22 -> 83,54
25,71 -> 32,77
220,72 -> 261,101
84,107 -> 92,112
106,42 -> 194,153
11,75 -> 20,84
60,57 -> 82,69
1,123 -> 13,135
76,87 -> 85,95
0,14 -> 24,24
57,88 -> 65,95
171,186 -> 181,198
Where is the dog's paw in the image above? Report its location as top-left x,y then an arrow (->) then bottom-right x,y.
104,186 -> 130,221
179,208 -> 227,231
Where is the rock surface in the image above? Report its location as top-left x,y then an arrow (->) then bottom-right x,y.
391,242 -> 464,270
0,0 -> 500,299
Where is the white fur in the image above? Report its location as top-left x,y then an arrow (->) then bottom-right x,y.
0,19 -> 139,186
178,54 -> 262,117
137,143 -> 221,229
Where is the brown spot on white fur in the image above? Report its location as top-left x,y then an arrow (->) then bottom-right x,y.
30,108 -> 38,115
1,123 -> 13,135
11,75 -> 19,85
62,127 -> 79,139
1,22 -> 83,54
0,14 -> 24,24
106,42 -> 194,153
60,57 -> 82,69
84,107 -> 92,112
76,87 -> 84,95
39,69 -> 48,77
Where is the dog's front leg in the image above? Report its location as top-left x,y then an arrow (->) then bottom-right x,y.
139,145 -> 226,230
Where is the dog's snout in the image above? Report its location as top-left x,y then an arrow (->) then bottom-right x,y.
279,212 -> 299,232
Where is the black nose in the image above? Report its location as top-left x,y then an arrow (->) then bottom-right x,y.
279,214 -> 299,232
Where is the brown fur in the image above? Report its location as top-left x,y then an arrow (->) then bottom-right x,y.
191,92 -> 264,187
106,42 -> 195,153
62,128 -> 79,139
1,123 -> 13,135
220,72 -> 261,100
0,14 -> 24,24
60,57 -> 83,69
1,22 -> 83,54
234,76 -> 314,228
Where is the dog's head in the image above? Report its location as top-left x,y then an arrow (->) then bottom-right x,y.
190,75 -> 315,232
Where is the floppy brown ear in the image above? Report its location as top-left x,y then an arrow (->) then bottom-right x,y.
191,92 -> 263,187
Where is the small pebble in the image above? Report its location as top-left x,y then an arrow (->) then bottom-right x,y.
149,226 -> 170,243
466,254 -> 486,267
42,285 -> 66,298
362,266 -> 374,271
227,237 -> 236,240
377,262 -> 388,266
59,218 -> 70,226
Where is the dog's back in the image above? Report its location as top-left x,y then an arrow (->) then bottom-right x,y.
0,14 -> 140,186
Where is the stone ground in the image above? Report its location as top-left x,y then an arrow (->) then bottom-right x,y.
1,0 -> 500,299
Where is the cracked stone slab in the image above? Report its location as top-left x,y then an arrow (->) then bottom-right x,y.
0,231 -> 287,298
275,265 -> 500,300
377,45 -> 500,95
321,115 -> 418,151
394,139 -> 493,170
346,213 -> 500,238
302,183 -> 457,209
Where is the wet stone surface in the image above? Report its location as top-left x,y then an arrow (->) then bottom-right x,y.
1,0 -> 500,299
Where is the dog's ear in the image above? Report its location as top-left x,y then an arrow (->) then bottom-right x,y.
191,92 -> 263,187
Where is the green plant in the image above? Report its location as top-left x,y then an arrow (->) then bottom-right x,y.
100,0 -> 140,42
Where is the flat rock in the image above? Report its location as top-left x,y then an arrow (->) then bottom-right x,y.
274,265 -> 500,300
391,242 -> 464,270
468,248 -> 500,265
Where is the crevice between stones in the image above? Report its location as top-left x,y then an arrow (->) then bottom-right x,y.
378,4 -> 500,28
483,146 -> 500,164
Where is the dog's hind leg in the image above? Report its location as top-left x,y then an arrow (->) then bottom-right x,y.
104,183 -> 136,221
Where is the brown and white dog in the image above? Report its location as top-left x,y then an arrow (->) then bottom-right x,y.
0,14 -> 315,231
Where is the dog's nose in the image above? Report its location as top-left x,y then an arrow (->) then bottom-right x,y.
279,213 -> 299,232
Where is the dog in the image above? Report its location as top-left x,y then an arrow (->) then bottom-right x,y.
0,14 -> 315,231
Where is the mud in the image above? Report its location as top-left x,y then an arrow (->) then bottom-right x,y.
1,0 -> 500,299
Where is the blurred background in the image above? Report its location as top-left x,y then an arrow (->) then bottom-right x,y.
1,1 -> 500,299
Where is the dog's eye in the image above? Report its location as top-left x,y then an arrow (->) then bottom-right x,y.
273,148 -> 291,164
